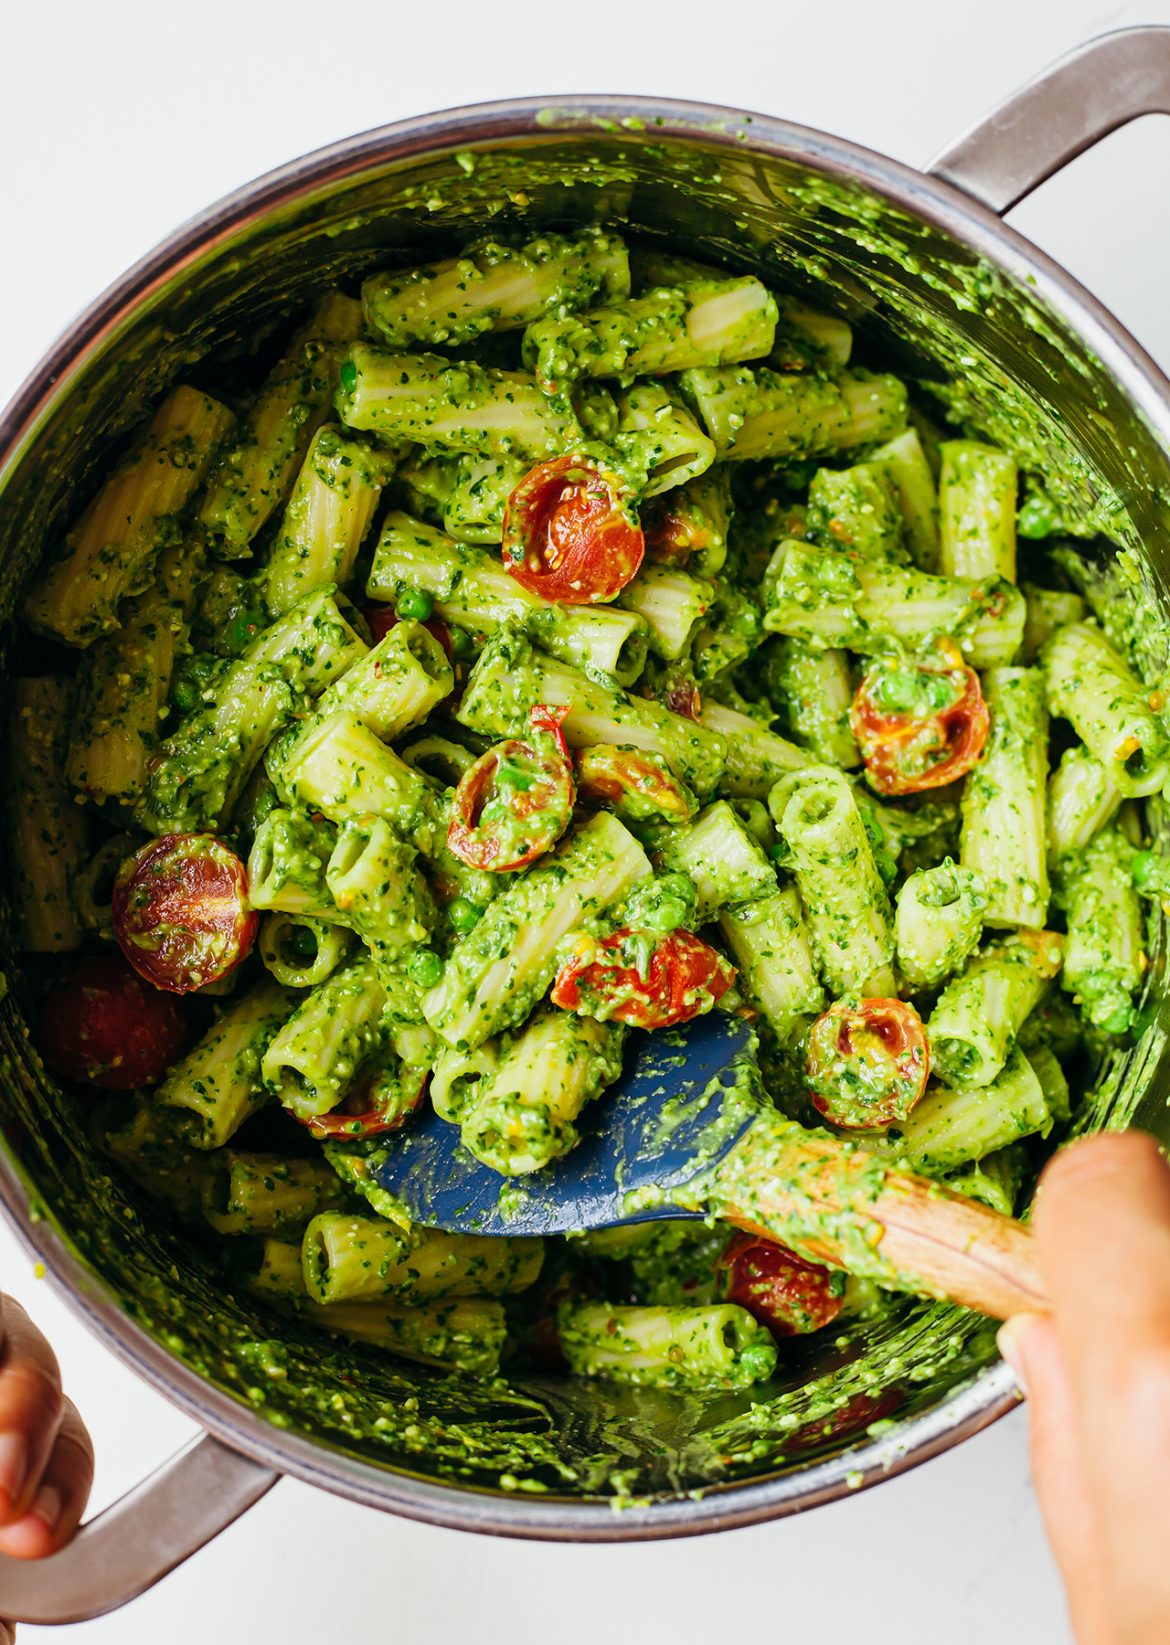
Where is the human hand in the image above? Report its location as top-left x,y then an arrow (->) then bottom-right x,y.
998,1131 -> 1170,1645
0,1292 -> 95,1641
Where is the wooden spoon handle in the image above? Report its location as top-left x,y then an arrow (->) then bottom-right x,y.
709,1115 -> 1047,1320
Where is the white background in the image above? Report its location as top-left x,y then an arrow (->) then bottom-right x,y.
3,1 -> 1170,1639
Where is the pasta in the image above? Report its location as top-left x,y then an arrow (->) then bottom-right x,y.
21,221 -> 1164,1398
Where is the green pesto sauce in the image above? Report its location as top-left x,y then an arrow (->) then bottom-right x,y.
8,139 -> 1170,1509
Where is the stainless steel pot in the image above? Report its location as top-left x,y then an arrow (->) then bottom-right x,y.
2,26 -> 1170,1625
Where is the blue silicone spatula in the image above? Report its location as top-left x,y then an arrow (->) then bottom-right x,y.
365,1014 -> 1046,1320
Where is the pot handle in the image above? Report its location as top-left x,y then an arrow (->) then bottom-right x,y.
0,1432 -> 278,1624
926,24 -> 1170,214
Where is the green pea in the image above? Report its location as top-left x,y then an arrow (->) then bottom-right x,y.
338,357 -> 358,396
448,624 -> 473,657
396,588 -> 435,622
642,896 -> 688,934
448,898 -> 483,937
225,610 -> 264,654
408,947 -> 443,989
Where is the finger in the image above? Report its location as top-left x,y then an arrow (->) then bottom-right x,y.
1036,1132 -> 1170,1378
1034,1132 -> 1170,1640
0,1300 -> 64,1523
999,1314 -> 1119,1645
0,1398 -> 93,1560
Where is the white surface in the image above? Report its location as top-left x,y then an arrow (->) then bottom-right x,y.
3,0 -> 1169,1637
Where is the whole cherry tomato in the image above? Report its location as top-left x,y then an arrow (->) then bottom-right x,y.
501,454 -> 643,604
38,953 -> 186,1089
551,927 -> 735,1029
720,1232 -> 845,1338
112,833 -> 257,994
806,996 -> 929,1130
850,639 -> 989,795
448,704 -> 576,872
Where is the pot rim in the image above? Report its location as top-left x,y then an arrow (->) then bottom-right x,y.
0,90 -> 1155,1537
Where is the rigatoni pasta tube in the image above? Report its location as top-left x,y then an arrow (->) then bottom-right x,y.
156,979 -> 294,1149
763,543 -> 1025,669
616,564 -> 714,660
894,862 -> 986,991
66,580 -> 189,805
523,272 -> 777,389
24,386 -> 235,645
456,629 -> 726,796
261,957 -> 391,1121
423,812 -> 650,1051
772,766 -> 895,996
806,461 -> 906,563
679,365 -> 905,462
305,1296 -> 506,1376
661,801 -> 776,920
275,620 -> 453,785
1046,743 -> 1122,862
246,809 -> 340,919
880,1049 -> 1054,1173
937,441 -> 1017,582
334,344 -> 582,462
258,913 -> 353,988
1054,828 -> 1145,1033
460,1010 -> 626,1175
718,889 -> 826,1043
138,587 -> 368,834
613,381 -> 716,497
367,512 -> 648,686
927,931 -> 1064,1089
1041,619 -> 1170,798
200,1151 -> 347,1237
763,638 -> 859,768
302,1214 -> 542,1303
1020,584 -> 1085,662
695,700 -> 807,798
325,816 -> 435,961
362,228 -> 629,349
9,678 -> 87,952
960,667 -> 1049,929
872,427 -> 938,570
269,710 -> 432,836
558,1302 -> 777,1390
261,426 -> 395,615
199,291 -> 362,554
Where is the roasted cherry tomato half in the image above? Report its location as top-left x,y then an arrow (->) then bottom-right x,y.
112,833 -> 258,994
806,997 -> 929,1130
551,927 -> 735,1029
575,744 -> 698,826
850,639 -> 989,795
637,661 -> 702,722
448,703 -> 576,873
501,454 -> 643,604
362,601 -> 454,659
720,1232 -> 845,1338
303,1064 -> 428,1140
38,953 -> 186,1089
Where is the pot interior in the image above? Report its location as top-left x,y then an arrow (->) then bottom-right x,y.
1,109 -> 1167,1516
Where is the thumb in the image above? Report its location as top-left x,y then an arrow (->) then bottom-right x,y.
998,1314 -> 1115,1644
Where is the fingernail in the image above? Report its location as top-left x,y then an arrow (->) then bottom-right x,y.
997,1313 -> 1039,1392
31,1483 -> 60,1533
0,1434 -> 27,1510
